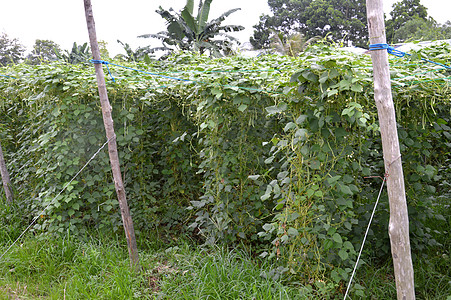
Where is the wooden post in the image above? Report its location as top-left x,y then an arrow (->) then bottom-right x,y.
366,0 -> 415,299
83,0 -> 139,269
0,141 -> 13,202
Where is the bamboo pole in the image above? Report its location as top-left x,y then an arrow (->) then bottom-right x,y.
0,141 -> 13,202
365,0 -> 415,299
83,0 -> 139,269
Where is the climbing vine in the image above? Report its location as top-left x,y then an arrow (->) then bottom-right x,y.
1,44 -> 450,296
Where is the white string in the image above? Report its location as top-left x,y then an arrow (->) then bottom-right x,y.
343,177 -> 386,300
0,135 -> 115,262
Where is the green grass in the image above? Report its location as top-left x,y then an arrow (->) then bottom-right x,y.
156,246 -> 305,299
0,232 -> 308,299
0,228 -> 450,299
0,233 -> 140,299
0,195 -> 449,299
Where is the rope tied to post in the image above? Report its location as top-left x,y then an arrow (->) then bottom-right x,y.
90,59 -> 116,82
369,43 -> 451,69
369,43 -> 406,57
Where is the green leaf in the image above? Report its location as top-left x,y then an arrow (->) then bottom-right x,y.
332,233 -> 343,244
264,156 -> 274,164
302,71 -> 318,82
327,175 -> 341,186
287,227 -> 299,236
280,234 -> 289,243
295,115 -> 308,125
283,86 -> 292,95
290,71 -> 302,82
184,0 -> 194,14
211,87 -> 222,99
435,214 -> 446,221
51,108 -> 61,117
261,185 -> 272,200
351,83 -> 363,92
197,0 -> 212,32
338,249 -> 348,260
331,270 -> 341,283
314,190 -> 323,197
284,122 -> 296,132
308,160 -> 320,170
319,72 -> 329,83
262,223 -> 273,232
248,175 -> 260,180
265,103 -> 287,115
295,128 -> 308,140
327,89 -> 338,97
339,183 -> 353,195
238,104 -> 248,112
288,212 -> 300,222
329,69 -> 340,79
343,241 -> 354,251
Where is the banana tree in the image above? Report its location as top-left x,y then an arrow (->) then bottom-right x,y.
55,42 -> 92,64
139,0 -> 244,57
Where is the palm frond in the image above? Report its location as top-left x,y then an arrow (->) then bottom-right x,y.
197,0 -> 212,32
208,8 -> 241,25
185,0 -> 194,15
181,7 -> 198,35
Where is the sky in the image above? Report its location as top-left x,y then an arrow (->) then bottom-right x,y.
0,0 -> 450,56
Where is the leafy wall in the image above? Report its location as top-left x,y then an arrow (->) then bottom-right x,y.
1,44 -> 450,290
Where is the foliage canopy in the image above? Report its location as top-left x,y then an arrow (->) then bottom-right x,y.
1,42 -> 450,297
386,0 -> 451,43
251,0 -> 368,49
26,39 -> 62,65
0,32 -> 26,66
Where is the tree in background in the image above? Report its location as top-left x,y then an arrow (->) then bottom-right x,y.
0,32 -> 25,66
386,0 -> 428,43
139,0 -> 244,57
26,39 -> 61,65
386,0 -> 451,43
250,0 -> 368,49
394,17 -> 451,43
441,21 -> 451,37
302,0 -> 367,46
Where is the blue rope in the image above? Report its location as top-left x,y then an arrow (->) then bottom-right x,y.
369,43 -> 451,69
152,68 -> 283,75
89,60 -> 281,94
0,74 -> 16,79
90,60 -> 116,82
90,60 -> 192,83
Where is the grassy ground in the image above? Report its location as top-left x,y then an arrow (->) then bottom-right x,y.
0,196 -> 449,299
0,232 -> 305,300
0,229 -> 449,300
